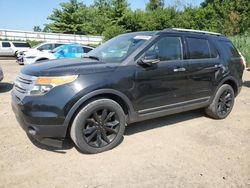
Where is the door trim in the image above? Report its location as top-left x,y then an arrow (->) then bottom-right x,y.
138,97 -> 210,114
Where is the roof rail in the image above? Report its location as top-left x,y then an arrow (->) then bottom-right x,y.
165,28 -> 222,36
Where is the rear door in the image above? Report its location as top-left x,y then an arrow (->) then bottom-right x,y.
184,36 -> 220,101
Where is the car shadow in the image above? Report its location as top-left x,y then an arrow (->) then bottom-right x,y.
243,81 -> 250,88
125,109 -> 204,136
27,134 -> 74,154
26,109 -> 204,154
0,82 -> 13,93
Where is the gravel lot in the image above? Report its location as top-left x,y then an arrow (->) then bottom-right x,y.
0,59 -> 250,188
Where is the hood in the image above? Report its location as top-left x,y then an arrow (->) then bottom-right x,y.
21,58 -> 119,77
24,49 -> 49,56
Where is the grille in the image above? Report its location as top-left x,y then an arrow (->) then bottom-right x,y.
13,73 -> 37,100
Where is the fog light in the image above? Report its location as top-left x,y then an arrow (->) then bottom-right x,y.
28,127 -> 36,136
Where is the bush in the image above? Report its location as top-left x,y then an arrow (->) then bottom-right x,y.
230,33 -> 250,67
26,40 -> 44,47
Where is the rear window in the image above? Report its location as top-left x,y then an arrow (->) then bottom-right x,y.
55,43 -> 64,48
83,47 -> 93,53
2,42 -> 11,47
13,42 -> 30,48
186,37 -> 218,59
37,44 -> 53,51
219,41 -> 239,58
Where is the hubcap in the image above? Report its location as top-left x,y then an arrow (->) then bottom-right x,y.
82,108 -> 120,148
217,89 -> 233,116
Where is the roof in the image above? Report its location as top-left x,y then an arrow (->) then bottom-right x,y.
162,28 -> 223,36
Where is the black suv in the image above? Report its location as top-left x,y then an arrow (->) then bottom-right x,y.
12,28 -> 245,153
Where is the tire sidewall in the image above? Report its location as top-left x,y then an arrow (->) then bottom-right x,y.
70,99 -> 126,154
214,84 -> 235,119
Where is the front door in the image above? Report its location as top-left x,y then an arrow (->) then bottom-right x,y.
135,35 -> 188,113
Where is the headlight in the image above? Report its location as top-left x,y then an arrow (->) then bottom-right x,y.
30,75 -> 78,95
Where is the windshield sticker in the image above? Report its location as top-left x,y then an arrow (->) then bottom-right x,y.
133,35 -> 152,40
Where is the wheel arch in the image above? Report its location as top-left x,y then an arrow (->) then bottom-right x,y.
36,58 -> 49,62
219,76 -> 239,96
63,89 -> 136,134
209,76 -> 239,104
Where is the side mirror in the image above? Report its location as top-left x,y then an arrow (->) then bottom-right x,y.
138,52 -> 160,66
138,51 -> 160,67
138,58 -> 160,67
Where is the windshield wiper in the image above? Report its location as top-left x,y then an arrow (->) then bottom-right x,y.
83,55 -> 100,61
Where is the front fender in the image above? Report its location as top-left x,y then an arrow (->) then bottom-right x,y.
63,89 -> 136,129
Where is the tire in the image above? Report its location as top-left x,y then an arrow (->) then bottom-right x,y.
14,51 -> 18,58
205,84 -> 235,119
70,98 -> 126,154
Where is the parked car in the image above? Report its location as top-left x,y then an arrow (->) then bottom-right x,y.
0,41 -> 30,56
22,44 -> 94,65
12,28 -> 244,154
0,65 -> 3,81
16,42 -> 66,63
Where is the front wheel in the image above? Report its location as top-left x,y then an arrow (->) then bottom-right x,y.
205,84 -> 235,119
70,99 -> 126,154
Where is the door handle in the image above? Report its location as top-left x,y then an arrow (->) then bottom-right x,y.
173,67 -> 186,72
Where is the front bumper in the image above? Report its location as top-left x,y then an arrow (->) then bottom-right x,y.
11,91 -> 68,148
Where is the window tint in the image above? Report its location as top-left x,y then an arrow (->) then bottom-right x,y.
145,36 -> 183,61
38,44 -> 53,51
187,37 -> 212,59
68,46 -> 83,53
76,47 -> 83,53
2,42 -> 11,47
55,43 -> 64,48
210,43 -> 219,58
219,41 -> 239,58
13,42 -> 30,48
83,47 -> 93,53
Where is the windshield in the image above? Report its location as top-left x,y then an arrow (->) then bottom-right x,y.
32,43 -> 44,49
51,45 -> 65,53
86,32 -> 155,63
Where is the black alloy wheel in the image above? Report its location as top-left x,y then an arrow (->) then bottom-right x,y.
205,84 -> 235,119
83,108 -> 120,148
70,99 -> 126,154
217,89 -> 234,117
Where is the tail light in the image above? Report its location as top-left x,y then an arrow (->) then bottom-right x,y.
240,58 -> 245,67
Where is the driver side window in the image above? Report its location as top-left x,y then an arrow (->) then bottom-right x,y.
145,36 -> 183,62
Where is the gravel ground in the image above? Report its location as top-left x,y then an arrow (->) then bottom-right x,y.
0,60 -> 250,188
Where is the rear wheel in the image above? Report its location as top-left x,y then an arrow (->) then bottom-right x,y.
70,99 -> 126,154
205,84 -> 235,119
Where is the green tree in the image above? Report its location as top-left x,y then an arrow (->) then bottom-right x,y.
110,0 -> 129,25
47,0 -> 95,34
33,26 -> 42,32
146,0 -> 165,11
102,24 -> 127,40
201,0 -> 250,35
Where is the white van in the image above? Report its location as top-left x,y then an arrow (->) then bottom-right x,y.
0,41 -> 30,56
